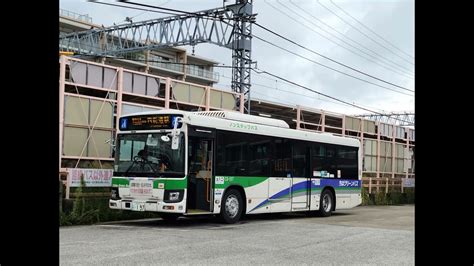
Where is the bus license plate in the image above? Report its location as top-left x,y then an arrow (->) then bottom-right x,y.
131,202 -> 145,211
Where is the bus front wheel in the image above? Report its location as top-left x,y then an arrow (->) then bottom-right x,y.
220,189 -> 243,224
317,189 -> 334,217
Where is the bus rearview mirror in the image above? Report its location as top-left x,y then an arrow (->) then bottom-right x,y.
171,117 -> 183,150
146,134 -> 159,146
171,135 -> 180,150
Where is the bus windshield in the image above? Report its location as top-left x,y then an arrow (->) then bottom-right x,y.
114,133 -> 185,177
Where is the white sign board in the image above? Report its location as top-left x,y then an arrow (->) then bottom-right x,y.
67,168 -> 113,187
402,178 -> 415,188
129,179 -> 153,197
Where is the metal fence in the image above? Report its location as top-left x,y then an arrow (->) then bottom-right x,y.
60,9 -> 93,24
362,177 -> 415,194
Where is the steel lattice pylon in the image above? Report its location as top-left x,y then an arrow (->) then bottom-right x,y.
231,0 -> 253,113
355,112 -> 415,126
59,1 -> 255,113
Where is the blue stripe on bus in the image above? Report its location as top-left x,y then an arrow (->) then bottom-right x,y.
249,180 -> 309,213
248,178 -> 360,213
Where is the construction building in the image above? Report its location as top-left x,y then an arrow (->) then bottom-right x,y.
59,9 -> 415,190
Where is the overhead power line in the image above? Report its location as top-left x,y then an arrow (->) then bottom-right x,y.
252,34 -> 413,97
88,1 -> 413,95
265,0 -> 413,79
116,0 -> 240,20
220,74 -> 356,109
329,0 -> 414,60
252,68 -> 412,124
285,0 -> 414,78
316,0 -> 414,66
90,1 -> 238,22
254,22 -> 413,93
88,1 -> 183,17
222,73 -> 388,112
117,0 -> 196,15
85,0 -> 413,117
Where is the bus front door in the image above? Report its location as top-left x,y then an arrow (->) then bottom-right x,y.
187,128 -> 215,214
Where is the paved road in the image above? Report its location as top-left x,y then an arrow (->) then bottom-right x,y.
60,205 -> 414,265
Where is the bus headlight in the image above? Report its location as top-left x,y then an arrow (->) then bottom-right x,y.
164,189 -> 184,203
169,192 -> 180,201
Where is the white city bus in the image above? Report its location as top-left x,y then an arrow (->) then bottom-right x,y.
109,110 -> 362,223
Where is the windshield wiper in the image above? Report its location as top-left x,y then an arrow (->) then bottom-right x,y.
124,156 -> 160,176
124,161 -> 138,176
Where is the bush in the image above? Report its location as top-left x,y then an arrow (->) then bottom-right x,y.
60,197 -> 162,226
60,211 -> 72,226
361,187 -> 415,206
375,191 -> 388,205
60,175 -> 161,226
60,175 -> 99,225
387,192 -> 403,205
405,188 -> 415,204
361,188 -> 374,205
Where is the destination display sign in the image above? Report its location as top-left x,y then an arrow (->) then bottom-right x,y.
119,114 -> 183,131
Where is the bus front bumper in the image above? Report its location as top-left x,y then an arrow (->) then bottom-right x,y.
109,199 -> 185,214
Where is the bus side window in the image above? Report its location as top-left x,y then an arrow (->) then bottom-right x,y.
311,144 -> 325,177
292,141 -> 306,177
272,138 -> 292,177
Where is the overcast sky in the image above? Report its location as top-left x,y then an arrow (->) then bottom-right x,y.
60,0 -> 414,116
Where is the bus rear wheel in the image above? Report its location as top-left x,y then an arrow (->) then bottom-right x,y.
317,189 -> 334,217
220,189 -> 243,224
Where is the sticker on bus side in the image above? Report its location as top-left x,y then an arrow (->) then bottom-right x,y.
215,176 -> 225,185
214,189 -> 224,196
338,180 -> 360,187
312,179 -> 321,186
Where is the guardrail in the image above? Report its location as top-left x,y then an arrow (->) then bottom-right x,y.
60,9 -> 93,24
362,177 -> 415,194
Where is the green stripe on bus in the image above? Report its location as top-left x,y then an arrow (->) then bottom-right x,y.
335,187 -> 360,191
292,190 -> 309,197
112,177 -> 129,187
292,188 -> 311,195
214,176 -> 268,189
153,177 -> 187,190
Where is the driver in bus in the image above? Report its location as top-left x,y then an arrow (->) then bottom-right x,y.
137,148 -> 149,160
159,154 -> 170,172
137,146 -> 170,172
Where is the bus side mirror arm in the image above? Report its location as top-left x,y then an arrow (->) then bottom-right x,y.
171,117 -> 183,150
105,138 -> 116,148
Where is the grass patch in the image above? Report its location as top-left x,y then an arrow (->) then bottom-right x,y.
361,187 -> 415,206
60,175 -> 160,226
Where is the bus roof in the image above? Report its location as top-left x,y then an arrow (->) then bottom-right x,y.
121,110 -> 360,148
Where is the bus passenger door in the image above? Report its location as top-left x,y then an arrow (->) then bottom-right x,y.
291,177 -> 310,210
268,139 -> 292,213
268,177 -> 292,213
291,144 -> 310,211
187,127 -> 215,213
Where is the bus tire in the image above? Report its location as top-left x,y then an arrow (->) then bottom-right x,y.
317,189 -> 334,217
220,188 -> 243,224
160,213 -> 180,221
